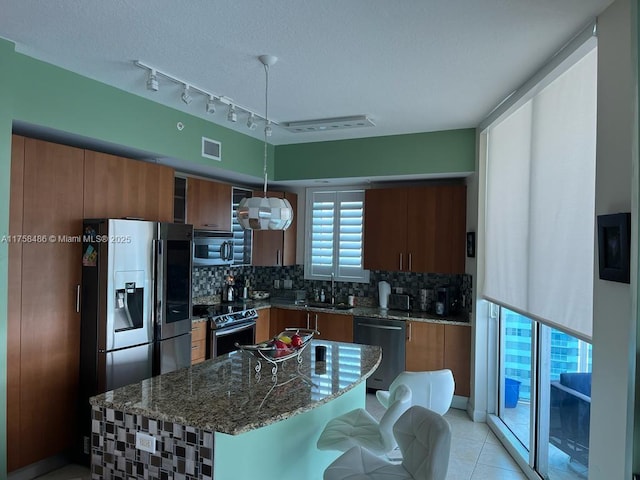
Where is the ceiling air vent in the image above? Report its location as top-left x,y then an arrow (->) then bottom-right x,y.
202,137 -> 221,161
282,115 -> 375,133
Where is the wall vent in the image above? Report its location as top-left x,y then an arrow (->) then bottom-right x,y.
202,137 -> 221,161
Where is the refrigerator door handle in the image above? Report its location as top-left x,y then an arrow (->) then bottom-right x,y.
154,239 -> 164,330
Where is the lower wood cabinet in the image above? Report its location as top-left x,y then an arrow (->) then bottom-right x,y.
255,309 -> 271,343
309,311 -> 354,343
269,308 -> 308,338
405,322 -> 445,372
405,321 -> 471,397
444,324 -> 472,397
191,321 -> 208,365
270,308 -> 354,343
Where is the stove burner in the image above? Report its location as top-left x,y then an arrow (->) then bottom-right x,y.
193,303 -> 258,329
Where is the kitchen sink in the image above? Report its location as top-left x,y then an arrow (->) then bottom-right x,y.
306,302 -> 352,310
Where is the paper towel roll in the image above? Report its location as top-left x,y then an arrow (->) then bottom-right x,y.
378,281 -> 391,309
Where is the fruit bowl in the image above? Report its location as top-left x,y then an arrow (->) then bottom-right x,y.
235,328 -> 317,374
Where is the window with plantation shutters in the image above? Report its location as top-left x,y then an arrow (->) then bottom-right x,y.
305,188 -> 369,282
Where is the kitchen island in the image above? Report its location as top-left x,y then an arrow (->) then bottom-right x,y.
89,340 -> 382,480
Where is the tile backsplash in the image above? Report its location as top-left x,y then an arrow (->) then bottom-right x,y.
192,265 -> 472,315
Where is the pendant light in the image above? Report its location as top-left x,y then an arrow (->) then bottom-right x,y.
237,55 -> 293,231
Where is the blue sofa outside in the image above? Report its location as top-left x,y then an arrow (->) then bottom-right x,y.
549,372 -> 591,466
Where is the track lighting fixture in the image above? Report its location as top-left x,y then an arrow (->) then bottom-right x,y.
181,85 -> 192,105
146,69 -> 159,91
246,113 -> 257,130
206,95 -> 216,114
227,104 -> 237,122
134,60 -> 277,130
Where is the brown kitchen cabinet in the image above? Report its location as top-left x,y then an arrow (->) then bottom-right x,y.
405,321 -> 471,397
186,177 -> 232,230
364,185 -> 466,273
269,308 -> 308,338
191,321 -> 208,365
255,308 -> 271,343
444,324 -> 471,397
309,311 -> 354,343
84,150 -> 174,222
251,191 -> 297,266
405,321 -> 445,372
8,136 -> 85,471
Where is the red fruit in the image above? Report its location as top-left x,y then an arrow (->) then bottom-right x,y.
291,334 -> 303,348
274,339 -> 287,350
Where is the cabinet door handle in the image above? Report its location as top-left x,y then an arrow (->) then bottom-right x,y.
306,312 -> 311,329
407,322 -> 412,342
315,314 -> 319,331
408,253 -> 412,271
76,284 -> 81,313
203,223 -> 218,227
276,249 -> 281,266
399,253 -> 403,271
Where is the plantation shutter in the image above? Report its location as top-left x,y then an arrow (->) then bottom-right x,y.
307,189 -> 368,282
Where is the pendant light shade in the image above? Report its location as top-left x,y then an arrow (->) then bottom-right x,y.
238,54 -> 294,231
237,195 -> 293,230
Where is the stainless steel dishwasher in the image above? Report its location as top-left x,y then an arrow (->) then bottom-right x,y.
353,316 -> 406,390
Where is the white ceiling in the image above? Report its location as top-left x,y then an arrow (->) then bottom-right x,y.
1,0 -> 611,146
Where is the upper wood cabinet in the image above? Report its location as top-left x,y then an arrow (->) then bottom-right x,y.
252,191 -> 297,266
186,177 -> 232,231
363,185 -> 466,273
84,151 -> 174,222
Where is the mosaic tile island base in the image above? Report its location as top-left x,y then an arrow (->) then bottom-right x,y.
90,340 -> 382,480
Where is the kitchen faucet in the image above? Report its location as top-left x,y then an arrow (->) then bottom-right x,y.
331,272 -> 335,305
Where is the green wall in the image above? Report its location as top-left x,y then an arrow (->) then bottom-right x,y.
275,128 -> 475,180
0,37 -> 476,476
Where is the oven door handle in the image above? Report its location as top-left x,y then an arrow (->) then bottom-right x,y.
215,321 -> 256,337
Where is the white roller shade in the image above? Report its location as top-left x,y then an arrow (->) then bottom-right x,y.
483,47 -> 597,341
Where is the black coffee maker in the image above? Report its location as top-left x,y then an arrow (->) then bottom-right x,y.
435,285 -> 459,316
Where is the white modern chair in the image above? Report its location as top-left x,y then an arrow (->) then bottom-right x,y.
317,384 -> 412,455
376,369 -> 455,415
324,405 -> 452,480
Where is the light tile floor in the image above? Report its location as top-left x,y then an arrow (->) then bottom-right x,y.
365,393 -> 528,480
36,395 -> 528,480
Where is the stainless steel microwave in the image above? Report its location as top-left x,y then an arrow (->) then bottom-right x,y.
193,230 -> 234,266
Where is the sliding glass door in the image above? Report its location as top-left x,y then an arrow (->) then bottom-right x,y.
497,305 -> 592,479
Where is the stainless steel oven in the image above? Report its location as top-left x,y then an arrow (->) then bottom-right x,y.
212,321 -> 256,358
193,304 -> 258,358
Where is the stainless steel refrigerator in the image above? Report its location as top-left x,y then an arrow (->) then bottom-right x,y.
78,219 -> 192,455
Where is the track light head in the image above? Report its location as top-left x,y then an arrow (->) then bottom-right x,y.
206,96 -> 216,114
246,113 -> 257,130
181,85 -> 192,105
146,69 -> 159,91
227,104 -> 237,122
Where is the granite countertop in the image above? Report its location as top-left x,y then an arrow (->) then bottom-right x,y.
90,340 -> 382,435
191,298 -> 470,326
